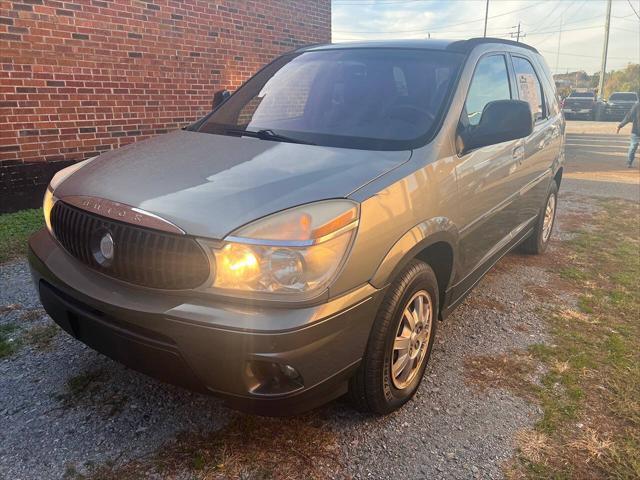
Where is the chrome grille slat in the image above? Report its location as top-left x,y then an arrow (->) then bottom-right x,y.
50,202 -> 209,290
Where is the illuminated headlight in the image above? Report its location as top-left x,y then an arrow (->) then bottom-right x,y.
43,157 -> 95,235
200,200 -> 359,298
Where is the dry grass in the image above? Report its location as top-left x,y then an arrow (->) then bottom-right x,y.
464,352 -> 540,401
75,415 -> 344,480
57,368 -> 128,418
19,307 -> 46,322
0,303 -> 22,315
516,430 -> 551,464
24,322 -> 59,350
468,295 -> 509,313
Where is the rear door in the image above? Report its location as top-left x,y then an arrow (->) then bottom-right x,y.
510,54 -> 561,223
455,53 -> 524,277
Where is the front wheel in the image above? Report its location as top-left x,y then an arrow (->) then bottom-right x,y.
520,181 -> 558,254
348,260 -> 438,414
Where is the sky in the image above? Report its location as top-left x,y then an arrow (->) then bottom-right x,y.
331,0 -> 640,74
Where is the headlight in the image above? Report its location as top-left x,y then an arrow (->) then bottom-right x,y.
200,200 -> 359,299
43,157 -> 95,234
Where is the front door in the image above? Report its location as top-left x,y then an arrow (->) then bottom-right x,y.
455,53 -> 524,281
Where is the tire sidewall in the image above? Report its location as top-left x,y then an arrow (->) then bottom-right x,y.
380,265 -> 439,410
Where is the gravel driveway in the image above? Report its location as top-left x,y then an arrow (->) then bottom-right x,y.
0,121 -> 636,479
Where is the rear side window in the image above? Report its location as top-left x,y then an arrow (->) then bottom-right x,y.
464,55 -> 511,126
512,56 -> 545,122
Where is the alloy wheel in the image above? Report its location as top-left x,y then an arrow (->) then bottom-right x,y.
391,290 -> 433,389
542,193 -> 556,242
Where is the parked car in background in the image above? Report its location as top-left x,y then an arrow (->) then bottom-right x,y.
600,92 -> 639,121
29,38 -> 565,416
562,91 -> 598,120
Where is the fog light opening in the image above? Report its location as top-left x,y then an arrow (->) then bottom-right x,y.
246,360 -> 304,396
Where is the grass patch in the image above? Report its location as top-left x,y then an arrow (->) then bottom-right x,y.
71,415 -> 342,480
0,208 -> 43,263
24,323 -> 59,351
469,199 -> 640,479
0,323 -> 20,358
57,368 -> 128,417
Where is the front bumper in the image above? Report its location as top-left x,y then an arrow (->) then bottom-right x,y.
28,229 -> 384,415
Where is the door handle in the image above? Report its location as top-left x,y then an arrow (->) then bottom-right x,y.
512,144 -> 524,163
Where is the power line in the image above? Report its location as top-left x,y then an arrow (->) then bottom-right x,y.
539,49 -> 635,60
627,0 -> 640,20
526,0 -> 570,34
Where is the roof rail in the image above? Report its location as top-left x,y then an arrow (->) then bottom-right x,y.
447,37 -> 538,54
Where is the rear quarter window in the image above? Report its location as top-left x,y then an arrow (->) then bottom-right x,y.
512,56 -> 545,122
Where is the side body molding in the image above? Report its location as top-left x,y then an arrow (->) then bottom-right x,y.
369,217 -> 460,291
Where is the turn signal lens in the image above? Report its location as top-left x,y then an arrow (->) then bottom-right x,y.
43,186 -> 57,234
200,200 -> 359,298
233,200 -> 358,242
43,157 -> 96,235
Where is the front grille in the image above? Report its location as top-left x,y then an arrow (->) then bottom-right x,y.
50,201 -> 210,290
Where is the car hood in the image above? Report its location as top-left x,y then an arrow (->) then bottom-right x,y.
56,130 -> 411,239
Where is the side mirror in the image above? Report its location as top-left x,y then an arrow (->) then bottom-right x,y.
460,100 -> 533,153
212,89 -> 231,110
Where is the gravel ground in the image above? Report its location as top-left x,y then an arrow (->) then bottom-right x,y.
0,121 -> 633,479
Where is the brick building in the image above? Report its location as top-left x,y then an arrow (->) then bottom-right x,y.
0,0 -> 331,212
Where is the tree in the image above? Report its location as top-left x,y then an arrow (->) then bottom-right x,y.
603,64 -> 640,99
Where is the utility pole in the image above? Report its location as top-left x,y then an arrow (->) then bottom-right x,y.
555,14 -> 563,73
510,22 -> 525,43
597,0 -> 612,100
483,0 -> 489,37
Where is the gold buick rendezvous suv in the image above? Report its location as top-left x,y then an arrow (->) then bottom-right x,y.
29,38 -> 564,415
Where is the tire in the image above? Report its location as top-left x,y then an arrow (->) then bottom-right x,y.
520,181 -> 558,254
348,259 -> 438,414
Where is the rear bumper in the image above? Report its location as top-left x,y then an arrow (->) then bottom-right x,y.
602,108 -> 630,121
28,229 -> 384,415
563,108 -> 593,119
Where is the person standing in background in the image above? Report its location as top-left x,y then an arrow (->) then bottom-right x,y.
617,100 -> 639,168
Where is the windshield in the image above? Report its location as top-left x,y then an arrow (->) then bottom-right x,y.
197,48 -> 463,150
569,92 -> 595,98
609,93 -> 637,101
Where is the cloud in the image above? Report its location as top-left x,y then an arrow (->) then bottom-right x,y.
332,0 -> 640,74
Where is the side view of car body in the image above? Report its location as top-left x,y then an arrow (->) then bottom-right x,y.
600,92 -> 639,121
29,38 -> 564,415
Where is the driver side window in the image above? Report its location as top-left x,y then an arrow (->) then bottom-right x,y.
464,55 -> 512,126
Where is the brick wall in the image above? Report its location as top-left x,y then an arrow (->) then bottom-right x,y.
0,0 -> 331,212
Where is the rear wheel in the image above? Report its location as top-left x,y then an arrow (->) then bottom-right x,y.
348,260 -> 438,414
520,181 -> 558,254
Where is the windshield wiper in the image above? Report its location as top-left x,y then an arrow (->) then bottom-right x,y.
222,128 -> 316,145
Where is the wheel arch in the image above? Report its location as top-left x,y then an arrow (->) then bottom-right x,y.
370,218 -> 459,319
554,166 -> 563,187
